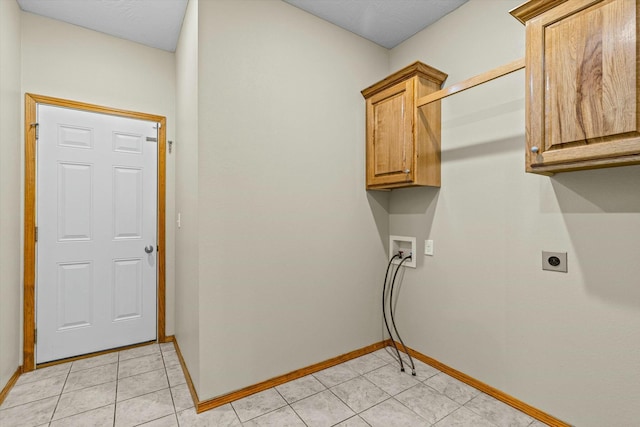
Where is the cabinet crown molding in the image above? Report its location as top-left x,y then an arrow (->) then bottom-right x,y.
510,0 -> 569,24
361,61 -> 447,99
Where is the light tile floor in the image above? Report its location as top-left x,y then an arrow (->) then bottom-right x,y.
0,344 -> 549,427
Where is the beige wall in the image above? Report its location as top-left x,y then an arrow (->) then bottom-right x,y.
174,0 -> 200,391
389,1 -> 640,425
0,0 -> 23,391
192,0 -> 389,399
20,12 -> 177,336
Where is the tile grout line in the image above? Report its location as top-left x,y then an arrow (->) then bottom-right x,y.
388,377 -> 506,427
228,396 -> 242,425
419,386 -> 460,426
272,386 -> 309,427
113,350 -> 120,427
379,379 -> 452,425
283,369 -> 374,426
166,341 -> 187,426
320,356 -> 446,426
325,384 -> 356,418
281,384 -> 327,406
266,360 -> 391,425
117,345 -> 178,426
49,403 -> 115,426
462,393 -> 520,427
328,376 -> 377,416
39,360 -> 120,424
47,363 -> 72,425
290,401 -> 310,427
161,342 -> 180,426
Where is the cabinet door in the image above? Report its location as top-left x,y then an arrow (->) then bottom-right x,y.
526,0 -> 640,172
366,80 -> 414,188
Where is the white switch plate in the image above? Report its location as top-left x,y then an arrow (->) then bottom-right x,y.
425,240 -> 434,256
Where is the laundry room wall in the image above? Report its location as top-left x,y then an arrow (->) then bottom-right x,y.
388,1 -> 640,425
190,0 -> 390,400
174,0 -> 200,391
0,0 -> 23,393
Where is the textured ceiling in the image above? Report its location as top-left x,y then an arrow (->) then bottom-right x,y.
283,0 -> 468,49
16,0 -> 468,52
16,0 -> 188,52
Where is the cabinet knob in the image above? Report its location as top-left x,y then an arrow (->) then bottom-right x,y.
404,169 -> 410,174
531,146 -> 539,153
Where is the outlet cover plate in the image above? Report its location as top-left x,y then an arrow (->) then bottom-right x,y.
542,251 -> 567,273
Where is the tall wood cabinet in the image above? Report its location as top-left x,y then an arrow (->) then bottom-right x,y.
362,62 -> 447,189
512,0 -> 640,174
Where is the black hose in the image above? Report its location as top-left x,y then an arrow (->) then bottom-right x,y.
389,255 -> 416,375
382,254 -> 404,371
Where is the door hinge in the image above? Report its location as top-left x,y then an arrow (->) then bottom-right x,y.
34,328 -> 37,344
35,226 -> 38,242
31,122 -> 39,140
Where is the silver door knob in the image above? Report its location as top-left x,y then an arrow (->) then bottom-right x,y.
144,245 -> 154,254
404,169 -> 410,174
531,146 -> 539,153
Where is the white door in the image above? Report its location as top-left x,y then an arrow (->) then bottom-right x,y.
36,104 -> 158,363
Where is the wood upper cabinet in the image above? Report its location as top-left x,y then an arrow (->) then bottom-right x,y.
512,0 -> 640,174
362,62 -> 447,189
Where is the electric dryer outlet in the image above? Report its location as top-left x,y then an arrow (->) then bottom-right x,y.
542,251 -> 567,273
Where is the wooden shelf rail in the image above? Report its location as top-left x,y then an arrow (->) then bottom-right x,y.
417,57 -> 525,107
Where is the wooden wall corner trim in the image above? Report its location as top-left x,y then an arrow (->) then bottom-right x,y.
399,343 -> 571,427
171,337 -> 200,410
134,337 -> 570,427
195,341 -> 388,413
0,366 -> 23,406
0,337 -> 571,426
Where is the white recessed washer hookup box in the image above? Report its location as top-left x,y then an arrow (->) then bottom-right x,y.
389,235 -> 416,268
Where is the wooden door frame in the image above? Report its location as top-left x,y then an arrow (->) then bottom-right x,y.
23,93 -> 167,372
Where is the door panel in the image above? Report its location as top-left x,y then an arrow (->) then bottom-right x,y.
366,80 -> 415,187
113,166 -> 143,239
373,93 -> 406,176
113,258 -> 143,321
58,125 -> 93,149
113,132 -> 143,154
57,261 -> 93,329
57,163 -> 92,241
36,104 -> 158,363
